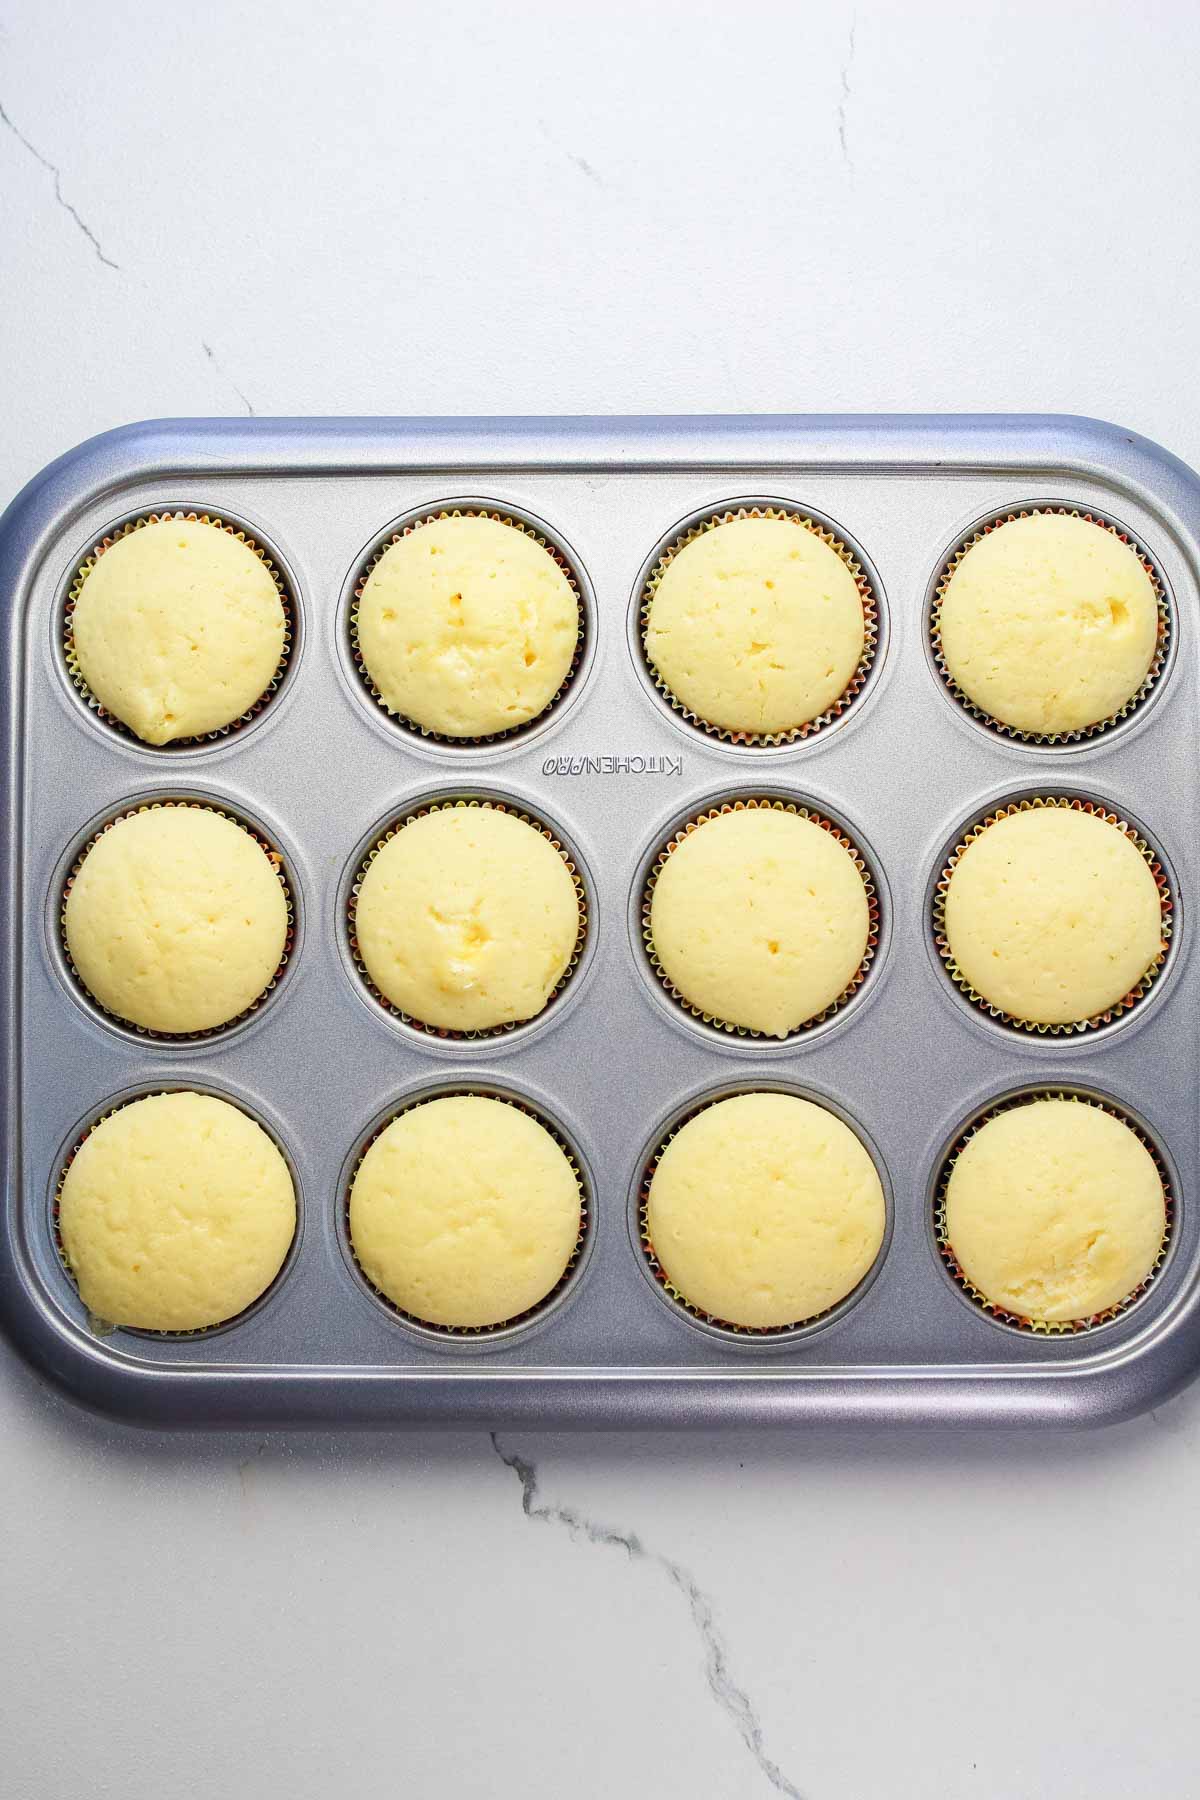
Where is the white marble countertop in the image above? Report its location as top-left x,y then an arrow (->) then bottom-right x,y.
3,3 -> 1199,1795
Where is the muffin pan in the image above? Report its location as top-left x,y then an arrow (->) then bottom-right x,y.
2,414 -> 1200,1428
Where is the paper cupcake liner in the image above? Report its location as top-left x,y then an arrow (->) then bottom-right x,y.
344,1089 -> 590,1338
63,510 -> 295,747
933,1089 -> 1174,1335
637,504 -> 879,746
636,1090 -> 871,1339
348,506 -> 588,745
59,798 -> 295,1042
641,796 -> 880,1039
52,1088 -> 299,1341
347,795 -> 588,1040
929,505 -> 1171,745
932,795 -> 1173,1037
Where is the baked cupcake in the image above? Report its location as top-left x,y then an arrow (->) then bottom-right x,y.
940,803 -> 1166,1027
942,1097 -> 1167,1325
58,1091 -> 296,1331
936,512 -> 1161,736
348,1095 -> 582,1328
70,517 -> 287,744
352,804 -> 581,1033
644,1092 -> 885,1329
63,805 -> 289,1034
355,513 -> 580,737
647,804 -> 871,1037
643,513 -> 868,737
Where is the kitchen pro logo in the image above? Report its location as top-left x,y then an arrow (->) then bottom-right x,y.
541,753 -> 683,776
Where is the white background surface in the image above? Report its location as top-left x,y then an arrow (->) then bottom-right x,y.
3,3 -> 1199,1796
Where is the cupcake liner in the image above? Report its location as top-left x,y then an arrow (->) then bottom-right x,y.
344,1089 -> 590,1338
933,1089 -> 1175,1336
635,1089 -> 881,1339
59,798 -> 296,1042
63,510 -> 295,747
929,505 -> 1171,745
346,795 -> 588,1040
932,794 -> 1173,1037
52,1087 -> 299,1341
641,796 -> 880,1039
637,504 -> 880,746
348,505 -> 588,745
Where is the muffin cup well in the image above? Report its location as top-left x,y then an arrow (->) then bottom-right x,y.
932,1087 -> 1175,1337
638,794 -> 882,1043
631,1082 -> 893,1345
346,501 -> 590,747
634,500 -> 882,747
62,509 -> 296,749
344,793 -> 590,1044
339,1084 -> 593,1343
928,503 -> 1172,747
931,794 -> 1174,1038
56,796 -> 297,1045
51,1082 -> 302,1342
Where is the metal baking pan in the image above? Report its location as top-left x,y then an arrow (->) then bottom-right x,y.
3,413 -> 1199,1429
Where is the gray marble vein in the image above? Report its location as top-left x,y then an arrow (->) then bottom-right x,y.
491,1435 -> 804,1799
0,97 -> 120,268
0,97 -> 257,419
200,341 -> 256,417
537,118 -> 604,187
836,16 -> 857,172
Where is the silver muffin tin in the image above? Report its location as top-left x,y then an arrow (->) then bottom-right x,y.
2,414 -> 1199,1429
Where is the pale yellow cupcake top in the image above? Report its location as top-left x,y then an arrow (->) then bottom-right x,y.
943,805 -> 1164,1026
648,806 -> 870,1037
937,512 -> 1159,735
646,1092 -> 885,1329
356,514 -> 579,737
643,515 -> 866,736
64,806 -> 289,1035
59,1091 -> 296,1331
349,1096 -> 581,1328
944,1098 -> 1166,1323
71,518 -> 286,745
354,805 -> 580,1032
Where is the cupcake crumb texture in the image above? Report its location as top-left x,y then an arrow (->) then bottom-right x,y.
64,806 -> 289,1035
644,515 -> 865,736
59,1091 -> 296,1332
944,1098 -> 1166,1323
349,1095 -> 581,1329
649,807 -> 870,1036
71,518 -> 286,744
937,512 -> 1159,735
942,805 -> 1164,1026
354,806 -> 580,1033
646,1092 -> 885,1329
356,515 -> 578,737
